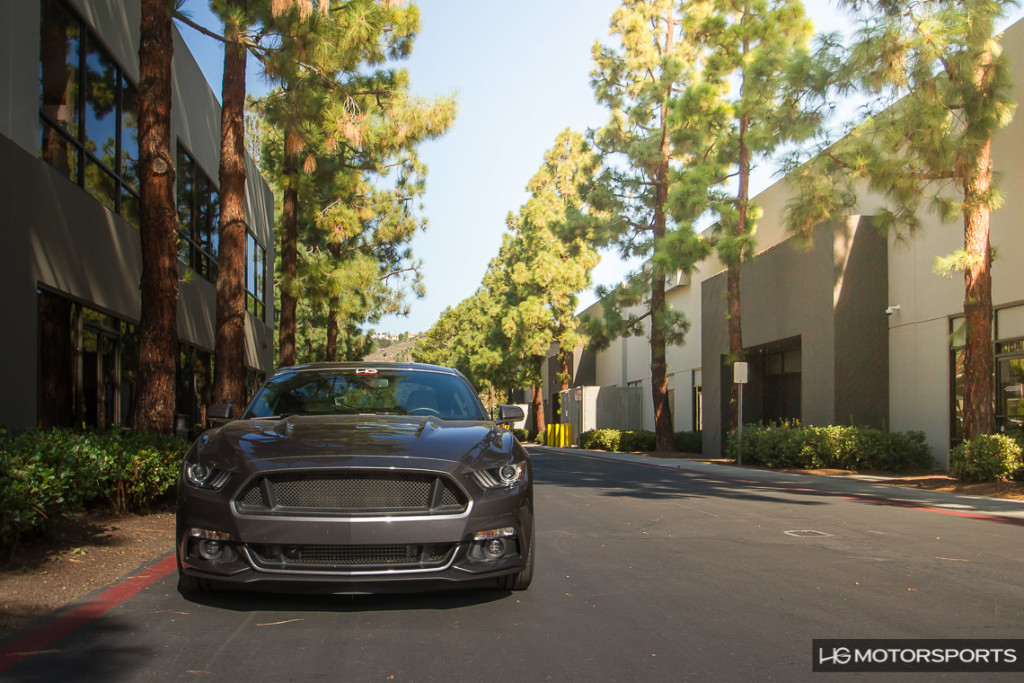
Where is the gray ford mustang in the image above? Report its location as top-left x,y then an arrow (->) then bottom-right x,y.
175,362 -> 533,594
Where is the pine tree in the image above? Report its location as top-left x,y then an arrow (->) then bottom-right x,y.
131,0 -> 178,434
211,0 -> 250,416
253,1 -> 453,367
673,0 -> 820,430
587,0 -> 711,451
785,0 -> 1017,439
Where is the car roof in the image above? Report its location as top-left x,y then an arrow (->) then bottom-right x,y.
269,361 -> 461,378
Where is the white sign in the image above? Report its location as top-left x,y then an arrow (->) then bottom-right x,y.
733,362 -> 748,384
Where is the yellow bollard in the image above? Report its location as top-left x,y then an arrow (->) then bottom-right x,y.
546,423 -> 573,447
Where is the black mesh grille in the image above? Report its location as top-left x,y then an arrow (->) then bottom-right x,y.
246,543 -> 455,572
234,472 -> 467,516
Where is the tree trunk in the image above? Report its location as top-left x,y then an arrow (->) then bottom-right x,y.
278,154 -> 299,368
325,308 -> 338,361
131,0 -> 177,435
650,10 -> 675,453
559,349 -> 571,391
962,139 -> 995,439
650,271 -> 674,452
531,383 -> 545,436
727,111 -> 751,432
213,0 -> 248,417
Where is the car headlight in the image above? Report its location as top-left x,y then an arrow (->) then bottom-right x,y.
183,438 -> 230,490
472,461 -> 526,489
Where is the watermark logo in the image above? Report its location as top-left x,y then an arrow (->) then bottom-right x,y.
813,640 -> 1024,673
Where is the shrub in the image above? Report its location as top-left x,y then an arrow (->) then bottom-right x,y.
579,429 -> 621,451
512,429 -> 533,443
0,428 -> 188,557
673,430 -> 702,454
726,421 -> 934,471
949,434 -> 1023,483
620,430 -> 656,452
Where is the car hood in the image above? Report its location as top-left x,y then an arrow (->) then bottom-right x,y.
192,414 -> 516,473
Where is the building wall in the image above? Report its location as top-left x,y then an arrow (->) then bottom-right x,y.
0,0 -> 276,430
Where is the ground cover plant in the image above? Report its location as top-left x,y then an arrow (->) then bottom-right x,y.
0,428 -> 187,558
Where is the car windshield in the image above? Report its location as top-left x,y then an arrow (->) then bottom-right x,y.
244,368 -> 489,421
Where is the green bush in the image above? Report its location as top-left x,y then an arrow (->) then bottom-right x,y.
620,430 -> 656,452
949,434 -> 1023,483
579,429 -> 621,451
727,421 -> 934,471
673,430 -> 702,454
0,428 -> 187,557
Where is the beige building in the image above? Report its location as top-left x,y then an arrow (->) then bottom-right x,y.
552,19 -> 1024,468
0,0 -> 275,434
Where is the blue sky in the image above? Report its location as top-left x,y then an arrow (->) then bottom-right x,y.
175,1 -> 944,335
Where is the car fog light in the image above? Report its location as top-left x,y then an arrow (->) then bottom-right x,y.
199,540 -> 223,560
484,539 -> 506,558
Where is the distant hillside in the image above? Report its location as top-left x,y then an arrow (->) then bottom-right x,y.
364,337 -> 417,363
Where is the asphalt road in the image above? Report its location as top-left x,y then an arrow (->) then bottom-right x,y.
3,448 -> 1024,682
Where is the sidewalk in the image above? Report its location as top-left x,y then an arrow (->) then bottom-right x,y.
529,444 -> 1024,525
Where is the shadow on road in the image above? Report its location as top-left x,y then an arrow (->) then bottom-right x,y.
531,448 -> 830,507
178,584 -> 511,613
528,447 -> 1024,525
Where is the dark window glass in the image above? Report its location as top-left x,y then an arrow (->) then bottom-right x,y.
176,145 -> 219,283
85,159 -> 117,212
83,40 -> 117,163
120,76 -> 138,189
39,0 -> 79,140
246,231 -> 266,319
38,0 -> 138,225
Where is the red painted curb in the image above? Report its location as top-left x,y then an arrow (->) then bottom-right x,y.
0,554 -> 177,675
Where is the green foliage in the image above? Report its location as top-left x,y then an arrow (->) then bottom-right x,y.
726,422 -> 934,471
0,428 -> 187,556
620,430 -> 657,453
577,429 -> 660,453
248,0 -> 456,364
579,429 -> 622,452
673,430 -> 702,454
949,434 -> 1023,483
512,429 -> 536,443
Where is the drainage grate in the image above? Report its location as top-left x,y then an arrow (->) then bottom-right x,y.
784,529 -> 832,538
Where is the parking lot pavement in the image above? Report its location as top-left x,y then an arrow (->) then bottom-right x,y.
529,445 -> 1024,525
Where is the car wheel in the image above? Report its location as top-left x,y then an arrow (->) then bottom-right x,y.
497,532 -> 534,591
176,553 -> 209,595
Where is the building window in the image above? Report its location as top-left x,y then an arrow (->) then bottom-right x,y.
997,339 -> 1024,431
38,288 -> 137,430
176,145 -> 219,283
38,0 -> 139,227
246,231 -> 266,319
176,343 -> 213,438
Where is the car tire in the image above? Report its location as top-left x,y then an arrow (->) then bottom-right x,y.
176,554 -> 209,596
497,531 -> 534,591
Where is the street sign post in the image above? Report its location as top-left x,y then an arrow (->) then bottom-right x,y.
734,362 -> 748,465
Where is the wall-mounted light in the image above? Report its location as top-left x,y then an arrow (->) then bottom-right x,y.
885,305 -> 901,316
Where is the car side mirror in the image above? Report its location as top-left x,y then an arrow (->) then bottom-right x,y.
207,403 -> 234,427
496,405 -> 525,426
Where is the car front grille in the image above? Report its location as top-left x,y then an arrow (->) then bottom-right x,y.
234,471 -> 468,516
245,543 -> 456,573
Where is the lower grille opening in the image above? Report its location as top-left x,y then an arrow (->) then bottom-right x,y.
246,543 -> 455,573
